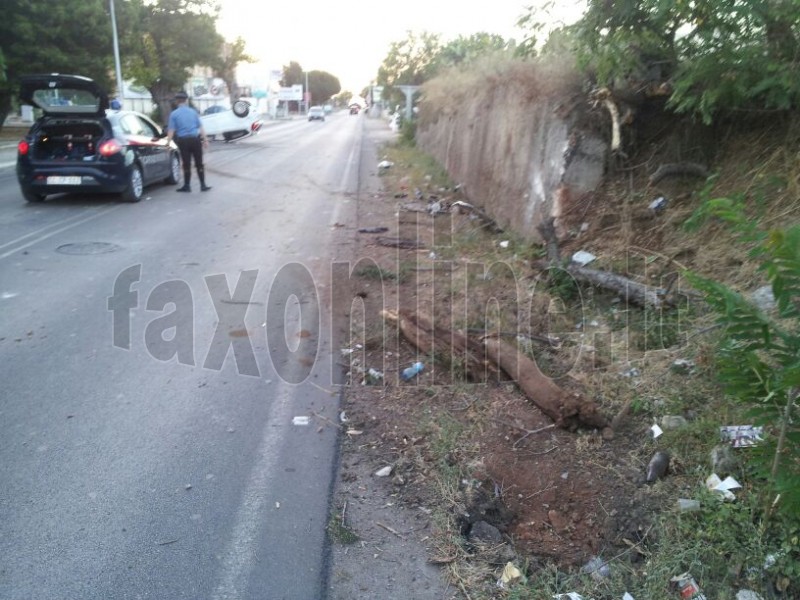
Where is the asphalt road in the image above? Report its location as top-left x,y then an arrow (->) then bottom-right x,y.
0,112 -> 368,599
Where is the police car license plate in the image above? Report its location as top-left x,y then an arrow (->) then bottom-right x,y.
47,176 -> 81,185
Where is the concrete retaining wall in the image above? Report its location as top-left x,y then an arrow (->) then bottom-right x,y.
416,58 -> 607,241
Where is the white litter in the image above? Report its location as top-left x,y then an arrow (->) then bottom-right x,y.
571,250 -> 597,266
292,416 -> 310,426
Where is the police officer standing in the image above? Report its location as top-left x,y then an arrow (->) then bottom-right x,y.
167,91 -> 211,192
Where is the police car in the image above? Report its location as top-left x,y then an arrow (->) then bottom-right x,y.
16,74 -> 181,203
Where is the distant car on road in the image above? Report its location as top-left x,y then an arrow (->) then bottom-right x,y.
308,106 -> 325,121
349,104 -> 360,115
200,100 -> 262,141
16,73 -> 181,203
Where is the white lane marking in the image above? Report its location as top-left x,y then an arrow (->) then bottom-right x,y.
0,208 -> 114,251
210,381 -> 295,600
0,160 -> 16,169
0,206 -> 122,260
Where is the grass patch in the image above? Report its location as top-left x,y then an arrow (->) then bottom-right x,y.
327,509 -> 360,545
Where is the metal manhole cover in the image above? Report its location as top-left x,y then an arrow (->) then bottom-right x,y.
56,242 -> 123,255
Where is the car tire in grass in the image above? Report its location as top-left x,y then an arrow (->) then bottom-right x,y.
122,165 -> 144,202
165,153 -> 181,184
21,187 -> 46,203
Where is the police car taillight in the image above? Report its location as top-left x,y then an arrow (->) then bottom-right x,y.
18,140 -> 30,155
99,139 -> 122,156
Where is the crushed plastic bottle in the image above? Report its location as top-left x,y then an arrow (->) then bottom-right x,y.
401,361 -> 424,381
646,451 -> 670,483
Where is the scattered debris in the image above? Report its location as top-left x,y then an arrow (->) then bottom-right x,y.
339,411 -> 348,423
399,201 -> 430,213
469,520 -> 504,544
705,473 -> 742,501
358,227 -> 389,234
451,200 -> 503,233
571,250 -> 597,266
646,451 -> 670,483
661,415 -> 688,430
428,200 -> 444,215
376,521 -> 404,539
377,160 -> 394,170
581,556 -> 611,580
677,498 -> 701,512
364,368 -> 384,385
376,236 -> 425,250
400,361 -> 424,381
382,308 -> 607,429
720,425 -> 764,448
649,162 -> 709,185
649,196 -> 668,213
736,591 -> 764,600
750,285 -> 776,312
497,562 -> 524,588
375,466 -> 393,477
651,424 -> 664,439
711,444 -> 738,475
622,367 -> 641,378
671,359 -> 696,374
292,416 -> 310,426
553,594 -> 584,600
499,240 -> 510,249
670,572 -> 708,599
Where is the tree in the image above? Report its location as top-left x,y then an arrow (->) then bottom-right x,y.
563,0 -> 800,123
307,70 -> 341,105
0,0 -> 117,130
280,61 -> 304,112
435,33 -> 514,69
280,61 -> 304,87
377,30 -> 442,88
123,0 -> 223,123
211,36 -> 255,100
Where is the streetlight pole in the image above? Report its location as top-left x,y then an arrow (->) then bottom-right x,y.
304,71 -> 309,114
110,0 -> 124,100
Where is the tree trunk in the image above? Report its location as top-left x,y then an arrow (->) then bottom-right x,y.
149,81 -> 177,127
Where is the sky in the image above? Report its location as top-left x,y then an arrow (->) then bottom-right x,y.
217,0 -> 586,95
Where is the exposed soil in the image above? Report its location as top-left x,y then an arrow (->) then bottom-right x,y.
326,116 -> 703,598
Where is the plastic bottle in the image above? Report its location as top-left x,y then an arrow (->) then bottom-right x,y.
401,361 -> 424,381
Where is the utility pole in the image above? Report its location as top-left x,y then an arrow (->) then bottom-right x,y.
304,71 -> 309,113
110,0 -> 124,100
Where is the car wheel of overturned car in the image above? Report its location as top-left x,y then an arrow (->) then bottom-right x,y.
232,100 -> 250,118
165,153 -> 181,184
21,187 -> 46,203
122,165 -> 144,203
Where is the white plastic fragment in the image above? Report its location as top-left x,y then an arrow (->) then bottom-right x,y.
651,423 -> 664,439
623,593 -> 636,600
553,594 -> 584,600
292,416 -> 310,426
706,473 -> 741,501
499,240 -> 510,249
375,466 -> 392,477
496,562 -> 523,588
377,160 -> 394,169
571,250 -> 596,266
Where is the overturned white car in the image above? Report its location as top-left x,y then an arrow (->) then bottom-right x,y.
200,100 -> 262,141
